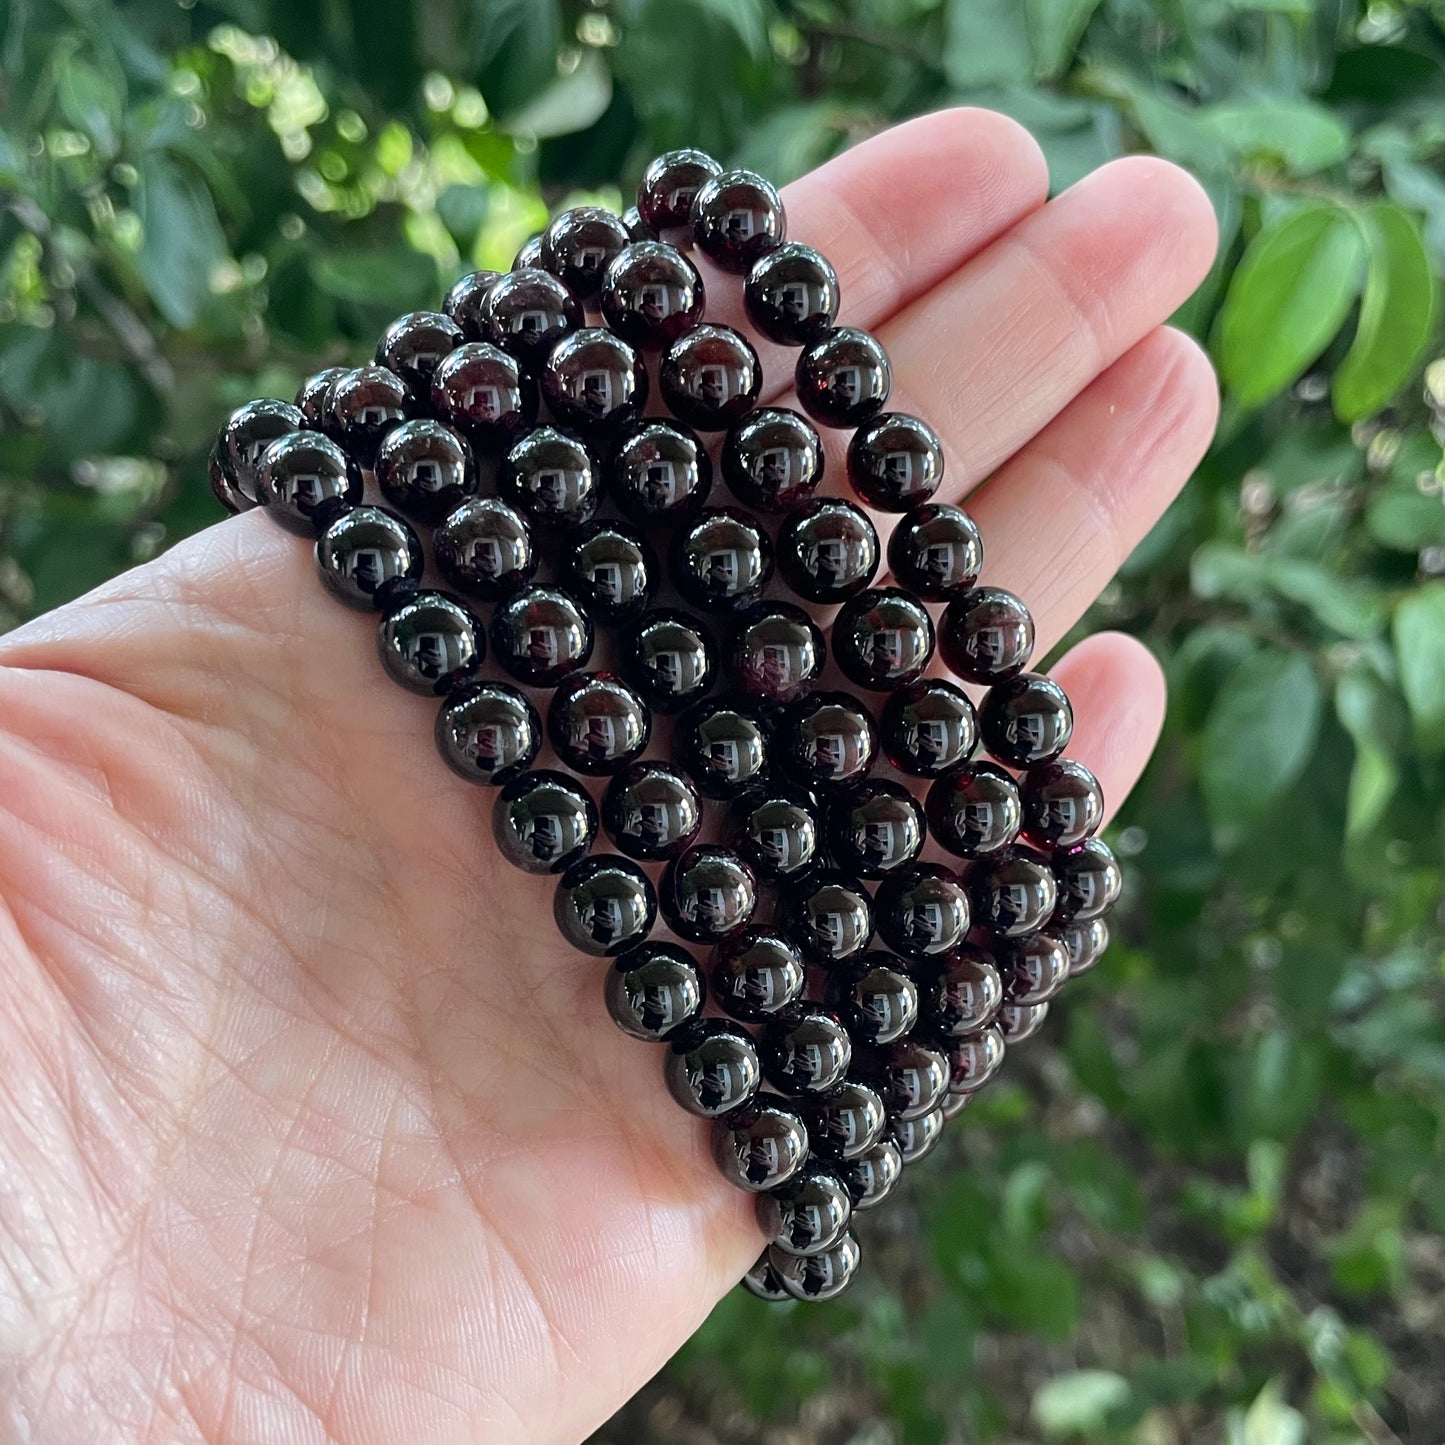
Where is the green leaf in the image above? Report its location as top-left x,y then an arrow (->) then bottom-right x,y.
1333,202 -> 1438,422
944,0 -> 1032,89
1032,1370 -> 1130,1438
473,0 -> 561,121
133,154 -> 227,329
56,51 -> 125,155
1197,99 -> 1351,174
1025,0 -> 1102,80
1392,582 -> 1445,751
1228,1379 -> 1308,1445
1336,665 -> 1406,834
502,49 -> 613,138
1217,203 -> 1367,407
1367,487 -> 1442,552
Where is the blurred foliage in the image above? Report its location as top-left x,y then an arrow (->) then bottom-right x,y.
2,0 -> 1443,1440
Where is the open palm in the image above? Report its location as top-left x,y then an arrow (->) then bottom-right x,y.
0,111 -> 1218,1444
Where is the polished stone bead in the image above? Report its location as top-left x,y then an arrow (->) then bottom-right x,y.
781,691 -> 878,792
498,426 -> 599,531
731,783 -> 821,880
442,268 -> 503,340
757,1162 -> 851,1256
969,847 -> 1059,937
599,241 -> 704,348
637,147 -> 722,241
795,327 -> 891,428
743,242 -> 839,345
375,309 -> 464,401
602,761 -> 701,861
886,504 -> 984,600
776,498 -> 879,605
846,412 -> 943,510
609,419 -> 713,522
493,769 -> 597,874
940,1089 -> 973,1121
435,681 -> 541,787
980,672 -> 1074,767
721,407 -> 823,512
605,941 -> 705,1042
618,609 -> 716,713
547,672 -> 651,776
925,761 -> 1023,859
375,419 -> 476,522
874,862 -> 971,961
880,680 -> 978,778
256,431 -> 363,534
998,931 -> 1070,1004
542,327 -> 648,435
216,398 -> 305,509
941,1025 -> 1005,1094
512,233 -> 545,270
377,590 -> 484,696
664,1019 -> 762,1117
832,587 -> 935,691
1052,838 -> 1122,922
541,205 -> 631,302
562,521 -> 655,625
712,1098 -> 809,1193
659,324 -> 762,431
490,585 -> 593,687
1060,915 -> 1110,976
770,1232 -> 861,1301
922,945 -> 1003,1038
732,602 -> 825,705
434,497 -> 536,600
671,507 -> 772,614
621,205 -> 652,242
760,1006 -> 852,1094
798,1079 -> 887,1163
998,1000 -> 1050,1044
660,844 -> 758,943
711,928 -> 807,1021
889,1106 -> 945,1164
316,505 -> 424,610
825,781 -> 925,878
554,854 -> 656,957
691,169 -> 785,272
1021,758 -> 1104,849
740,1252 -> 791,1302
867,1036 -> 952,1119
776,867 -> 873,966
939,586 -> 1035,683
430,343 -> 538,450
327,364 -> 411,468
481,267 -> 583,369
840,1138 -> 902,1209
823,954 -> 920,1045
675,700 -> 770,800
294,368 -> 348,430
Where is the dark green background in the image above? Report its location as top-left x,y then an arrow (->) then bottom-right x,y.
1,1 -> 1441,1440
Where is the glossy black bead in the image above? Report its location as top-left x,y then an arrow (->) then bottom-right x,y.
605,941 -> 705,1042
601,761 -> 701,861
691,169 -> 785,272
889,1107 -> 945,1165
660,844 -> 757,944
841,1138 -> 902,1210
1060,915 -> 1110,976
435,681 -> 541,787
832,587 -> 935,691
675,700 -> 769,800
618,609 -> 715,714
823,954 -> 920,1045
939,586 -> 1035,683
868,1037 -> 952,1120
770,1232 -> 861,1301
757,1162 -> 851,1257
375,310 -> 464,401
1052,838 -> 1122,923
776,867 -> 873,966
741,1252 -> 791,1303
659,324 -> 762,432
316,505 -> 424,610
561,521 -> 655,626
941,1025 -> 1005,1094
925,761 -> 1023,859
999,931 -> 1070,1004
256,431 -> 363,534
711,928 -> 807,1022
760,1006 -> 852,1094
743,242 -> 839,345
887,504 -> 984,600
940,1089 -> 973,1121
980,673 -> 1074,767
637,147 -> 722,241
999,1000 -> 1050,1044
610,420 -> 713,523
375,419 -> 476,522
294,368 -> 348,430
434,497 -> 536,600
216,398 -> 305,509
781,691 -> 878,792
922,945 -> 1003,1038
498,426 -> 599,531
481,268 -> 583,369
969,847 -> 1059,937
547,672 -> 651,776
377,590 -> 484,696
664,1018 -> 762,1118
554,854 -> 656,957
732,603 -> 825,705
795,328 -> 891,428
442,268 -> 503,340
490,585 -> 593,687
541,328 -> 648,436
541,206 -> 631,302
430,343 -> 538,450
880,680 -> 978,778
599,241 -> 704,348
731,783 -> 821,881
326,364 -> 411,468
670,508 -> 772,614
847,413 -> 944,510
493,769 -> 597,875
711,1099 -> 809,1193
776,499 -> 880,605
512,233 -> 545,270
620,205 -> 652,242
721,408 -> 823,513
1021,759 -> 1104,850
874,862 -> 971,961
825,781 -> 925,879
800,1081 -> 888,1162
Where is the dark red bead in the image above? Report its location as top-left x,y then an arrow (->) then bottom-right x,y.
712,1099 -> 809,1193
490,585 -> 593,687
327,365 -> 411,468
498,426 -> 599,531
1052,838 -> 1122,922
925,761 -> 1023,858
553,854 -> 656,957
781,691 -> 879,792
721,407 -> 823,512
874,862 -> 971,961
430,344 -> 538,450
618,609 -> 716,713
922,945 -> 1003,1038
620,205 -> 652,243
481,268 -> 583,369
434,497 -> 536,600
980,672 -> 1074,767
846,413 -> 943,510
377,590 -> 484,696
795,328 -> 891,428
599,241 -> 704,348
562,520 -> 655,624
660,844 -> 757,943
443,268 -> 503,340
375,419 -> 476,522
998,1001 -> 1050,1043
435,681 -> 541,787
637,148 -> 722,241
741,1252 -> 791,1302
998,931 -> 1070,1004
886,504 -> 984,600
824,781 -> 925,878
294,369 -> 348,431
256,431 -> 363,534
769,1232 -> 861,1300
546,672 -> 651,776
969,847 -> 1058,937
731,782 -> 821,880
493,769 -> 597,875
606,941 -> 705,1042
610,419 -> 713,522
1060,915 -> 1110,975
941,1025 -> 1005,1094
1021,758 -> 1105,849
512,234 -> 545,270
832,587 -> 934,691
664,1019 -> 762,1117
671,507 -> 772,614
541,205 -> 630,302
823,953 -> 920,1045
375,309 -> 463,401
867,1037 -> 952,1119
732,602 -> 825,704
743,242 -> 839,345
711,928 -> 807,1021
759,1005 -> 853,1094
691,169 -> 785,272
675,700 -> 770,799
776,867 -> 873,966
799,1081 -> 888,1161
659,324 -> 762,432
541,328 -> 647,436
601,761 -> 701,861
889,1107 -> 945,1164
315,505 -> 423,610
880,680 -> 978,778
939,586 -> 1035,684
840,1138 -> 902,1209
776,498 -> 880,604
757,1162 -> 851,1257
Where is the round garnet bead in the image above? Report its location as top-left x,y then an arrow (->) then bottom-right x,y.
442,268 -> 502,340
540,205 -> 631,302
492,769 -> 597,875
430,344 -> 538,450
1052,838 -> 1122,922
769,1231 -> 862,1301
795,328 -> 891,428
637,148 -> 723,241
377,590 -> 484,696
880,680 -> 978,778
601,761 -> 702,862
841,1139 -> 902,1210
846,412 -> 944,510
546,672 -> 651,776
610,420 -> 713,522
326,365 -> 411,467
731,783 -> 821,881
435,681 -> 541,787
760,1006 -> 853,1094
712,1099 -> 809,1193
999,1001 -> 1050,1044
375,309 -> 463,401
490,585 -> 594,687
757,1162 -> 851,1257
889,1107 -> 945,1165
256,431 -> 362,534
498,426 -> 599,532
998,931 -> 1071,1004
925,762 -> 1023,859
711,928 -> 807,1022
969,847 -> 1059,937
780,691 -> 879,792
316,505 -> 423,610
481,268 -> 582,369
674,699 -> 770,800
776,868 -> 873,966
941,1025 -> 1005,1094
741,1253 -> 790,1303
216,398 -> 304,510
605,942 -> 705,1042
660,844 -> 758,943
664,1019 -> 762,1118
939,587 -> 1035,684
800,1081 -> 888,1162
832,587 -> 935,691
887,504 -> 984,600
867,1036 -> 952,1119
434,497 -> 536,600
659,325 -> 762,432
874,863 -> 971,962
553,854 -> 656,957
979,672 -> 1074,767
732,603 -> 825,705
1060,916 -> 1110,976
823,954 -> 920,1045
618,609 -> 716,714
670,507 -> 772,614
824,781 -> 925,878
1020,759 -> 1104,849
922,945 -> 1003,1037
293,370 -> 347,432
691,168 -> 785,272
776,499 -> 880,605
541,329 -> 647,436
375,419 -> 476,523
743,242 -> 839,345
721,407 -> 823,512
599,241 -> 704,348
562,520 -> 655,625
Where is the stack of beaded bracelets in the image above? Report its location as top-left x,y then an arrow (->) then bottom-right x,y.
208,149 -> 1122,1305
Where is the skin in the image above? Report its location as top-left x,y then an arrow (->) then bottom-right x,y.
0,109 -> 1219,1443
